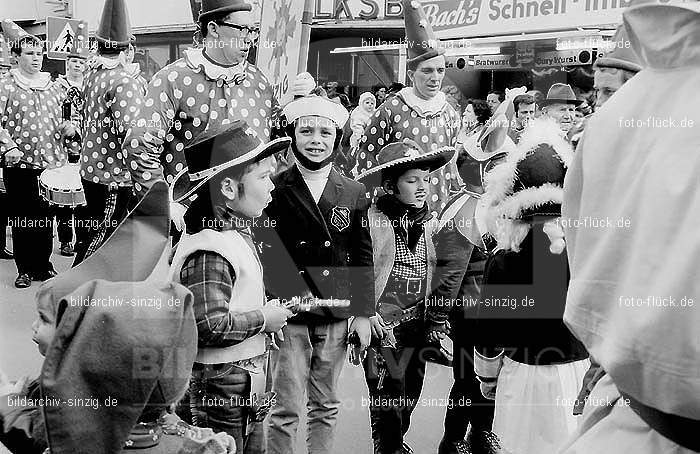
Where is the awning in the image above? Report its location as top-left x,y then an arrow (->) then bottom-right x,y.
73,0 -> 195,34
4,0 -> 55,22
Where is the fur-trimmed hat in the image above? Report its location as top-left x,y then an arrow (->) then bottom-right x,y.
482,118 -> 573,249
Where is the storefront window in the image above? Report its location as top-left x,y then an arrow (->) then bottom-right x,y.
133,44 -> 171,81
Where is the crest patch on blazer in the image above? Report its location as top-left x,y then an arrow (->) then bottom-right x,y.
330,206 -> 351,232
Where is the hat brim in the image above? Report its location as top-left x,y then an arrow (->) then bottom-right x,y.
198,4 -> 253,22
356,146 -> 455,181
406,48 -> 446,67
541,98 -> 583,106
94,34 -> 131,47
172,137 -> 291,203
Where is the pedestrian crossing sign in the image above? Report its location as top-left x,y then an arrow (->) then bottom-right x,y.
47,16 -> 88,60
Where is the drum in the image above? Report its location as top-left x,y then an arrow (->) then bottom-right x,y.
39,164 -> 86,207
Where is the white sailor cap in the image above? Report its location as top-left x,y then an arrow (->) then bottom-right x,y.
283,95 -> 350,128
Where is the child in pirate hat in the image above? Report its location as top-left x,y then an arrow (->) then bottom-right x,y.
1,182 -> 238,454
473,124 -> 589,454
356,138 -> 455,454
169,120 -> 293,453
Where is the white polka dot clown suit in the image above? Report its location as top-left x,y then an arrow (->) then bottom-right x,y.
356,94 -> 462,217
355,0 -> 462,217
0,65 -> 69,170
81,61 -> 146,186
123,48 -> 281,198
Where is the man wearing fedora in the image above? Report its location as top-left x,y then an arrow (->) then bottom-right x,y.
355,0 -> 462,219
169,120 -> 293,453
72,0 -> 149,265
540,83 -> 581,135
124,0 -> 280,229
257,95 -> 374,454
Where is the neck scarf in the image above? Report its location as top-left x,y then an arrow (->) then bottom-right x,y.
291,142 -> 336,171
376,194 -> 430,251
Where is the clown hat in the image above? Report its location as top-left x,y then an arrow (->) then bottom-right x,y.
171,120 -> 291,203
1,20 -> 41,49
96,0 -> 133,47
199,0 -> 252,22
356,138 -> 455,181
283,95 -> 350,128
0,34 -> 11,68
403,0 -> 444,67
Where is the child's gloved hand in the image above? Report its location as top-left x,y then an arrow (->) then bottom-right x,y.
425,320 -> 449,344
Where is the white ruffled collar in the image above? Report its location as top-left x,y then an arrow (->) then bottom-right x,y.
398,87 -> 448,118
89,54 -> 140,77
184,48 -> 247,85
10,68 -> 52,91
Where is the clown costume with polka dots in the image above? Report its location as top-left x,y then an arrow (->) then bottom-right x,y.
71,0 -> 148,265
355,0 -> 462,218
0,20 -> 77,288
123,0 -> 281,210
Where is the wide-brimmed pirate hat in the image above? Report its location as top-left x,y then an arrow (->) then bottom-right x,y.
1,20 -> 41,48
356,138 -> 455,181
283,94 -> 350,128
171,120 -> 291,203
95,0 -> 133,47
37,181 -> 198,453
403,0 -> 444,67
540,83 -> 582,106
199,0 -> 252,22
37,181 -> 172,312
482,117 -> 573,224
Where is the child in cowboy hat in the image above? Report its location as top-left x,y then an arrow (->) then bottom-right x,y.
169,120 -> 294,453
1,182 -> 238,454
356,138 -> 455,454
258,94 -> 375,454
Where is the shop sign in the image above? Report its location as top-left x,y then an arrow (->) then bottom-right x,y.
313,0 -> 405,20
472,53 -> 519,69
535,49 -> 594,66
314,0 -> 689,39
